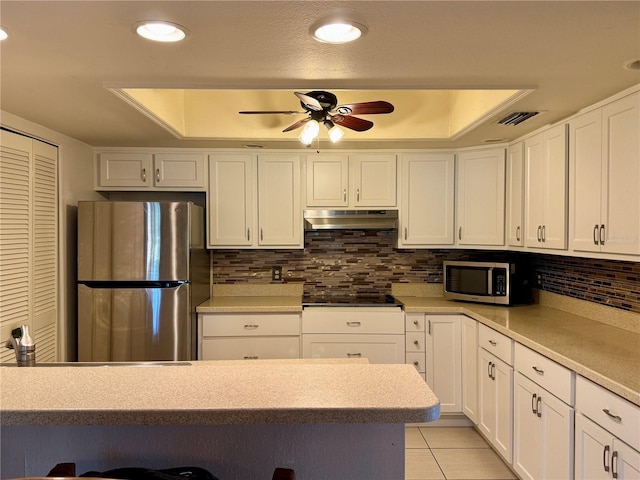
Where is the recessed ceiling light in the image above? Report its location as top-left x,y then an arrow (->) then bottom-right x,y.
311,20 -> 367,44
0,27 -> 8,41
623,58 -> 640,71
134,21 -> 188,42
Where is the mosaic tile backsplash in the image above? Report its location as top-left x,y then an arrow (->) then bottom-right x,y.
211,230 -> 640,313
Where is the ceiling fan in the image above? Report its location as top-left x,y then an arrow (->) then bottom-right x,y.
239,91 -> 394,144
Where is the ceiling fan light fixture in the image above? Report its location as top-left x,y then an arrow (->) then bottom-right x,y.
312,21 -> 366,44
134,21 -> 189,42
325,121 -> 345,143
0,27 -> 8,41
299,120 -> 320,146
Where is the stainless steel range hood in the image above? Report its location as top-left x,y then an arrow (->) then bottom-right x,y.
304,209 -> 399,230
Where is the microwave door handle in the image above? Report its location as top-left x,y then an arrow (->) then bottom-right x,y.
487,268 -> 493,295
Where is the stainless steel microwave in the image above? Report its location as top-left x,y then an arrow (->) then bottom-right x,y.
443,261 -> 531,305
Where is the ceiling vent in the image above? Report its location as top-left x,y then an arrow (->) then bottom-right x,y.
496,111 -> 541,126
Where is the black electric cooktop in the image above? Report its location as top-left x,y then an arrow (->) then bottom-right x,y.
302,294 -> 402,308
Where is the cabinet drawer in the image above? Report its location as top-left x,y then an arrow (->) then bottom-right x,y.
201,314 -> 300,337
302,334 -> 405,364
406,352 -> 426,373
514,343 -> 574,405
406,332 -> 426,352
406,313 -> 425,332
478,323 -> 513,365
302,309 -> 405,334
576,375 -> 640,449
201,337 -> 300,360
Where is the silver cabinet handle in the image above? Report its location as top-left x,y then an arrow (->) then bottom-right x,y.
155,168 -> 160,183
141,168 -> 146,182
536,395 -> 542,417
413,319 -> 419,326
516,226 -> 521,242
532,366 -> 544,375
537,225 -> 542,242
594,224 -> 599,245
428,319 -> 431,335
458,226 -> 462,240
541,225 -> 546,242
604,445 -> 611,473
612,450 -> 619,479
600,224 -> 605,245
404,227 -> 408,240
260,228 -> 263,241
347,352 -> 362,357
532,393 -> 538,415
243,355 -> 259,360
346,321 -> 361,327
356,188 -> 360,202
247,228 -> 250,241
602,409 -> 622,422
489,340 -> 497,346
488,361 -> 492,379
413,361 -> 419,367
243,324 -> 259,330
413,340 -> 420,347
343,189 -> 347,202
491,362 -> 496,380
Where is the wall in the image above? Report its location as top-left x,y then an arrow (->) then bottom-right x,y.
211,230 -> 640,314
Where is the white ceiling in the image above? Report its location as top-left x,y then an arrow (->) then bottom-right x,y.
1,1 -> 639,150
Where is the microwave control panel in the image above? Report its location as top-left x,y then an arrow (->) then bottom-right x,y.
493,269 -> 507,296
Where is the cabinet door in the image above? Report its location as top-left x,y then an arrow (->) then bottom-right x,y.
258,154 -> 302,247
478,348 -> 496,440
507,142 -> 525,246
615,438 -> 640,479
541,123 -> 568,249
426,315 -> 461,413
456,148 -> 505,245
570,108 -> 603,253
98,152 -> 150,187
461,316 -> 478,423
399,153 -> 455,246
541,388 -> 574,480
602,92 -> 640,255
513,372 -> 541,480
575,414 -> 612,480
153,152 -> 206,188
524,132 -> 545,247
208,154 -> 255,247
305,154 -> 349,206
351,153 -> 397,207
493,357 -> 514,463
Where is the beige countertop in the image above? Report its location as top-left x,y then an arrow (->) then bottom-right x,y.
0,359 -> 440,426
197,295 -> 303,313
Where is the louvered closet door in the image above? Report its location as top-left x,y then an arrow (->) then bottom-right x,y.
0,130 -> 58,363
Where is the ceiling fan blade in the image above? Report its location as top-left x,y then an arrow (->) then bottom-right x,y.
282,117 -> 311,132
331,114 -> 374,132
294,92 -> 323,111
332,101 -> 394,116
239,110 -> 306,114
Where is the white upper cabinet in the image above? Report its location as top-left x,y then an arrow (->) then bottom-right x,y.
456,148 -> 506,246
524,123 -> 568,250
208,153 -> 302,249
570,91 -> 640,256
97,151 -> 207,190
398,152 -> 455,247
507,142 -> 525,247
305,153 -> 396,208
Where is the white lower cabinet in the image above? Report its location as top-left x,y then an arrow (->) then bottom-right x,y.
199,313 -> 301,360
301,308 -> 405,364
461,316 -> 478,422
405,313 -> 426,379
477,325 -> 514,463
426,315 -> 462,413
575,375 -> 640,479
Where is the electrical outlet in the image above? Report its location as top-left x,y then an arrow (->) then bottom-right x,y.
272,266 -> 283,282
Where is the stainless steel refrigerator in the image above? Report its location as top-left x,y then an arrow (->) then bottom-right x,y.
77,201 -> 209,361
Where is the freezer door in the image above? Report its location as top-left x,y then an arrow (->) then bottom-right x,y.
78,283 -> 192,361
78,201 -> 192,282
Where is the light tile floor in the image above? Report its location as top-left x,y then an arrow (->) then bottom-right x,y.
406,427 -> 518,480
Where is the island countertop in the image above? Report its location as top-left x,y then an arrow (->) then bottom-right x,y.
0,359 -> 440,426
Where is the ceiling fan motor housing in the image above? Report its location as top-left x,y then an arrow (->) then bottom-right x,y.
301,91 -> 338,111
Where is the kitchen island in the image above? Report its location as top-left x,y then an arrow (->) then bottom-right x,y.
0,359 -> 439,479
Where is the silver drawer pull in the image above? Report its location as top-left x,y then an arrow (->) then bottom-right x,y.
413,320 -> 419,326
346,321 -> 361,327
347,353 -> 362,357
243,355 -> 259,359
414,340 -> 420,346
532,366 -> 544,375
244,324 -> 259,329
413,361 -> 419,367
603,409 -> 622,423
488,340 -> 497,346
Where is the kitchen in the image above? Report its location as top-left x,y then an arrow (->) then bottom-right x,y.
1,1 -> 639,479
